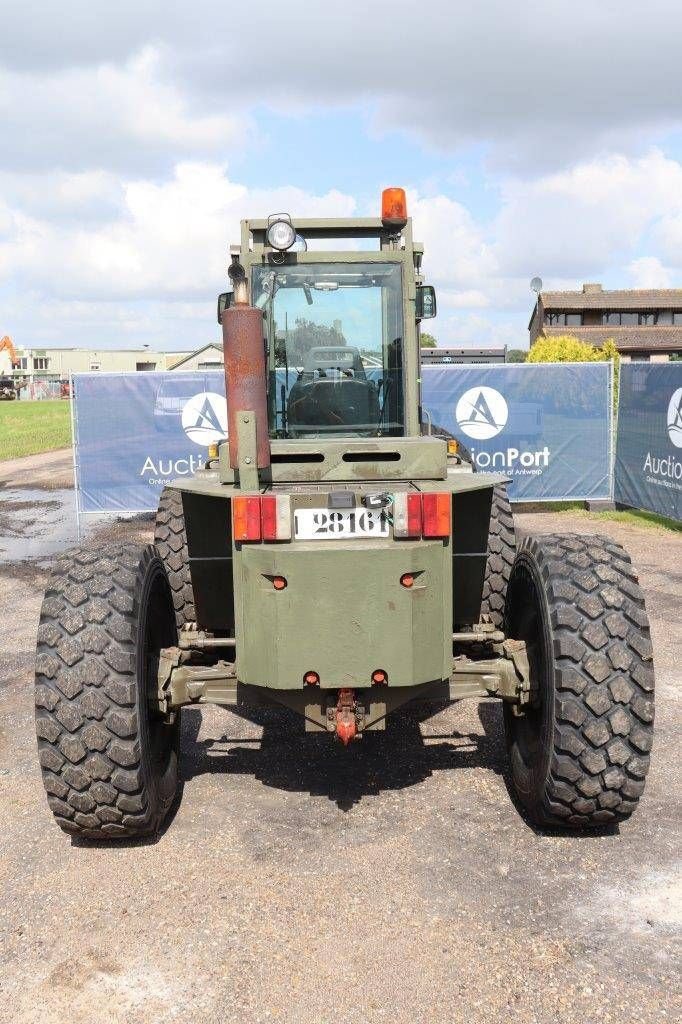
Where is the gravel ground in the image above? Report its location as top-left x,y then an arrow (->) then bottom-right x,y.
0,453 -> 680,1024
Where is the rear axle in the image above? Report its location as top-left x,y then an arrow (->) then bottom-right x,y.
155,630 -> 531,733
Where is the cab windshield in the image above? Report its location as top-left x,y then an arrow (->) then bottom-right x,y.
252,262 -> 404,438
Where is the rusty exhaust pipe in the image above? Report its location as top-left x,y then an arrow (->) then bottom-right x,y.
221,280 -> 271,471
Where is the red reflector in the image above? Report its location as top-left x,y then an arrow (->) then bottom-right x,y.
232,496 -> 261,542
406,493 -> 422,537
304,671 -> 320,686
273,576 -> 287,590
422,492 -> 451,538
371,669 -> 388,685
261,495 -> 277,540
400,573 -> 414,588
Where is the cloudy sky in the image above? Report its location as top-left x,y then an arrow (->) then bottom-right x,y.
2,0 -> 682,352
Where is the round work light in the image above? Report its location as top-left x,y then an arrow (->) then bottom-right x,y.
266,216 -> 296,251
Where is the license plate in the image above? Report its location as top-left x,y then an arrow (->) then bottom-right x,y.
294,507 -> 389,540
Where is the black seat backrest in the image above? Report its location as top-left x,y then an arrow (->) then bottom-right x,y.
302,346 -> 367,379
287,375 -> 380,436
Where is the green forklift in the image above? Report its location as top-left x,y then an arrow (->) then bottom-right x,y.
35,189 -> 654,839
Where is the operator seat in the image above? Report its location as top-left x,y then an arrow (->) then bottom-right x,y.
287,346 -> 380,437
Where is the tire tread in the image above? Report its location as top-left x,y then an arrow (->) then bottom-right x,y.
35,543 -> 175,839
154,488 -> 195,630
508,533 -> 654,828
480,485 -> 516,628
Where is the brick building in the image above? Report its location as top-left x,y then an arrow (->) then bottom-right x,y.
529,283 -> 682,361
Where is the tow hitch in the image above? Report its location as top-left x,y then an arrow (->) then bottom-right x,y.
329,688 -> 363,745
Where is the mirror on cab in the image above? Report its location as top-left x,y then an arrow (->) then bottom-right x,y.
416,285 -> 437,320
217,291 -> 233,323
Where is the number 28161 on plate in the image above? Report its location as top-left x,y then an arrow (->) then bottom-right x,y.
294,507 -> 389,540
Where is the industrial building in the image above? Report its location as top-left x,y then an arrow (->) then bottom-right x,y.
420,347 -> 507,364
164,343 -> 224,372
11,346 -> 194,380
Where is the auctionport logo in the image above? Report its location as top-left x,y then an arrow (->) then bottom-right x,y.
455,386 -> 508,440
667,387 -> 682,449
642,386 -> 682,491
181,391 -> 228,446
454,383 -> 549,476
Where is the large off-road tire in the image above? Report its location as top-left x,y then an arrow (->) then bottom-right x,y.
504,534 -> 654,828
480,485 -> 516,629
154,487 -> 195,631
35,544 -> 180,839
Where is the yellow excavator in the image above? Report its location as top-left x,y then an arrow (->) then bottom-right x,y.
0,336 -> 28,400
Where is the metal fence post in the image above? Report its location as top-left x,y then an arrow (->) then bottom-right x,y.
69,372 -> 82,544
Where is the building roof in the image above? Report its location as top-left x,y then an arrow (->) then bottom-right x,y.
167,343 -> 223,369
541,325 -> 682,351
540,286 -> 682,311
17,346 -> 192,354
421,347 -> 507,356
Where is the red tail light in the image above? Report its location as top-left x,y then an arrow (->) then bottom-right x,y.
233,494 -> 292,542
260,495 -> 277,540
406,493 -> 422,537
232,496 -> 262,542
422,492 -> 451,538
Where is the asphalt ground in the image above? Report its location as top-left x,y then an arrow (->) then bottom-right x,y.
0,451 -> 680,1024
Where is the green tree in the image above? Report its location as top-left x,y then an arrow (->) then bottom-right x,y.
506,348 -> 527,363
527,335 -> 601,363
420,332 -> 437,348
276,318 -> 346,366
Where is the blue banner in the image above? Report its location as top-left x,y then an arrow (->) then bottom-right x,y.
73,371 -> 227,512
73,362 -> 613,512
422,362 -> 612,500
614,363 -> 682,521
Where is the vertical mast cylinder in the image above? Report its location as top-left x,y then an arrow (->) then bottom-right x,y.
221,297 -> 271,471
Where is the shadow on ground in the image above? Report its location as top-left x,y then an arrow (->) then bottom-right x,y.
71,700 -> 620,846
180,701 -> 509,813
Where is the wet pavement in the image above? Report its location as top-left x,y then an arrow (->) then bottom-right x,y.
0,449 -> 150,565
0,450 -> 680,1024
0,488 -> 78,563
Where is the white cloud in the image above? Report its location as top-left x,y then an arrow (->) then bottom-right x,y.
0,163 -> 357,302
0,47 -> 250,175
0,170 -> 125,225
2,3 -> 682,174
0,164 -> 361,348
415,149 -> 682,341
2,149 -> 681,351
432,312 -> 522,350
492,150 -> 682,279
653,210 -> 682,265
2,2 -> 681,354
410,193 -> 496,292
628,257 -> 673,288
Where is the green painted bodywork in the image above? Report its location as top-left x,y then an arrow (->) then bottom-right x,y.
235,539 -> 449,690
171,211 -> 508,697
219,435 -> 449,484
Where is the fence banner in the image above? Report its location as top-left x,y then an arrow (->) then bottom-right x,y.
614,362 -> 682,521
73,371 -> 227,513
73,362 -> 613,513
422,362 -> 612,501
